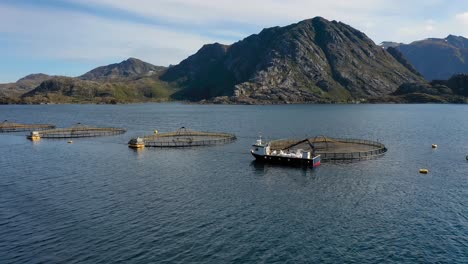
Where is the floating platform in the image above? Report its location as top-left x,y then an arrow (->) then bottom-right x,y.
27,123 -> 126,139
268,136 -> 387,161
128,127 -> 236,148
0,120 -> 55,132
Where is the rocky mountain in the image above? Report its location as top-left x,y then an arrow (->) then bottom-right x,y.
80,58 -> 166,81
162,17 -> 423,103
0,73 -> 53,99
391,35 -> 468,80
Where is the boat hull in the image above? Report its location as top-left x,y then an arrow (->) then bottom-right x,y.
251,151 -> 321,167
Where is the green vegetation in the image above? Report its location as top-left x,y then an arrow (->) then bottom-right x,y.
0,59 -> 181,104
19,75 -> 179,104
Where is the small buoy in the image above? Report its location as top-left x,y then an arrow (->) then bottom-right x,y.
419,169 -> 429,174
68,140 -> 73,144
432,144 -> 438,148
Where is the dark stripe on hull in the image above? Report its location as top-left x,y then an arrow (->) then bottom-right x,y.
251,152 -> 321,167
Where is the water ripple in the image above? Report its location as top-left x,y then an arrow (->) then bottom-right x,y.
1,104 -> 467,263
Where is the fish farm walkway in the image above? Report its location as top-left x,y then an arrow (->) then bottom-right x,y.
0,120 -> 55,132
270,136 -> 387,160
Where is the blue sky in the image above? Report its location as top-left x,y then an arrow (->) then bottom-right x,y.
1,0 -> 468,83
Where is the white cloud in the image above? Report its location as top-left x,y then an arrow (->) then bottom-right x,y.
69,0 -> 468,44
0,4 -> 218,67
74,0 -> 384,24
1,0 -> 468,81
455,12 -> 468,25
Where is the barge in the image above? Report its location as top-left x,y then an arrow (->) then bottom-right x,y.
251,137 -> 321,167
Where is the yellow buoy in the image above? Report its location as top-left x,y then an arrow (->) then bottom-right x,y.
419,169 -> 429,174
432,144 -> 438,148
154,129 -> 158,135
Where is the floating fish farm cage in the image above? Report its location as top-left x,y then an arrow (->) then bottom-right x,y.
0,120 -> 55,132
128,127 -> 236,148
28,123 -> 126,139
269,136 -> 387,160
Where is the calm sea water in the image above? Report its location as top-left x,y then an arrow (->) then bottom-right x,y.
0,103 -> 467,263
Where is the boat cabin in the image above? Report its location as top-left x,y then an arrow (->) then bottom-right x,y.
252,138 -> 271,156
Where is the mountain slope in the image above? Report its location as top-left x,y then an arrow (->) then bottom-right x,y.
386,47 -> 422,77
395,35 -> 468,80
162,17 -> 424,103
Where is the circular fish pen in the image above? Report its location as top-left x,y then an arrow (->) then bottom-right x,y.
28,123 -> 126,139
129,127 -> 236,148
269,136 -> 387,160
0,120 -> 55,132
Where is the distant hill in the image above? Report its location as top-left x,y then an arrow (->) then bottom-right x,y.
368,74 -> 468,103
162,17 -> 423,104
390,35 -> 468,80
21,75 -> 178,104
2,58 -> 178,104
0,73 -> 53,100
80,58 -> 166,81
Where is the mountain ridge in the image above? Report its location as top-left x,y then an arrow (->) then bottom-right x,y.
2,17 -> 468,104
386,35 -> 468,80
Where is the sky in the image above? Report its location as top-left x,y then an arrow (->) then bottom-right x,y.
1,0 -> 468,83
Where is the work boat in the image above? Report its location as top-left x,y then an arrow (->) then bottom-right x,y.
251,137 -> 321,167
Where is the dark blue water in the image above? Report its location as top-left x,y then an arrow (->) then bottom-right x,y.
1,104 -> 467,263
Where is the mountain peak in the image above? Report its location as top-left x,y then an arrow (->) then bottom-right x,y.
17,73 -> 51,83
444,35 -> 468,48
124,57 -> 143,63
446,34 -> 463,39
198,43 -> 230,56
80,58 -> 166,80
